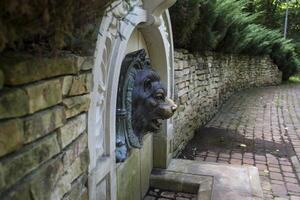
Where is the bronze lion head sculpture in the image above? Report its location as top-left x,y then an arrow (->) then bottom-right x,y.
132,69 -> 177,139
116,49 -> 177,162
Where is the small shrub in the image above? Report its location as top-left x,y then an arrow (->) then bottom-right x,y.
287,75 -> 300,83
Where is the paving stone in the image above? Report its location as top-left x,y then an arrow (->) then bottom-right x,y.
269,167 -> 281,173
284,177 -> 298,184
176,197 -> 189,200
281,165 -> 293,172
286,183 -> 300,193
179,84 -> 300,199
161,191 -> 175,198
291,196 -> 300,200
255,164 -> 268,171
230,159 -> 242,165
272,184 -> 288,196
283,172 -> 296,178
144,196 -> 156,200
270,172 -> 283,181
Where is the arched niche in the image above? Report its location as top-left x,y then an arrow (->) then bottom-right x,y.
87,1 -> 175,199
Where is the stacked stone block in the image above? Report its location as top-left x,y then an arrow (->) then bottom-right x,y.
173,49 -> 282,155
0,54 -> 92,199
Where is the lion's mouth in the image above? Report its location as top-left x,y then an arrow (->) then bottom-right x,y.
149,119 -> 163,130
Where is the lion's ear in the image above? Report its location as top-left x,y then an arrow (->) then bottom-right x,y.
143,78 -> 152,91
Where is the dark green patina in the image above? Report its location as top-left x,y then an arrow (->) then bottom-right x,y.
116,49 -> 177,162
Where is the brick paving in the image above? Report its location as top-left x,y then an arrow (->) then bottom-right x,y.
180,83 -> 300,200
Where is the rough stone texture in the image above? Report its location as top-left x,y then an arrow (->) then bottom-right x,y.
173,50 -> 282,155
63,94 -> 90,118
2,156 -> 64,200
80,56 -> 94,71
24,106 -> 66,143
62,132 -> 88,168
0,70 -> 4,89
0,80 -> 63,119
0,133 -> 60,191
62,73 -> 92,96
0,55 -> 90,200
52,150 -> 89,199
0,89 -> 29,119
62,174 -> 88,200
0,55 -> 80,85
24,79 -> 62,114
57,113 -> 86,149
0,119 -> 24,157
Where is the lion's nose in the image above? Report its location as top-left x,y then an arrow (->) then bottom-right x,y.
171,104 -> 177,113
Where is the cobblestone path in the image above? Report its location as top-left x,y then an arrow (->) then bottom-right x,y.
180,83 -> 300,200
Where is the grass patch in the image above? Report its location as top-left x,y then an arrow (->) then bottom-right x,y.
288,75 -> 300,83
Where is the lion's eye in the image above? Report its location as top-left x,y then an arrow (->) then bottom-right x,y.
155,93 -> 164,100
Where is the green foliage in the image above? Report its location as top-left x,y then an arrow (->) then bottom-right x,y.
169,0 -> 201,48
170,0 -> 300,80
288,75 -> 300,83
0,0 -> 112,54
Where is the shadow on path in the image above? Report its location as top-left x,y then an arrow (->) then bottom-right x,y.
179,127 -> 295,160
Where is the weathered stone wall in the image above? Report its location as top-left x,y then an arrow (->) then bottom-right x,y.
172,50 -> 282,155
0,54 -> 92,199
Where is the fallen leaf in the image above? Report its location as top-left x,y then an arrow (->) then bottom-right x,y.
240,144 -> 247,148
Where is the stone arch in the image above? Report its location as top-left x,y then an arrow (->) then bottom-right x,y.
88,1 -> 175,199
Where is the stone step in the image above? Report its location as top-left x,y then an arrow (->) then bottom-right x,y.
150,159 -> 264,200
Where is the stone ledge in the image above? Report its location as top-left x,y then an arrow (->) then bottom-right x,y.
0,79 -> 63,120
0,55 -> 80,86
164,159 -> 264,200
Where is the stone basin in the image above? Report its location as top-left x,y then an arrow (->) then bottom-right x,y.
149,159 -> 264,200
